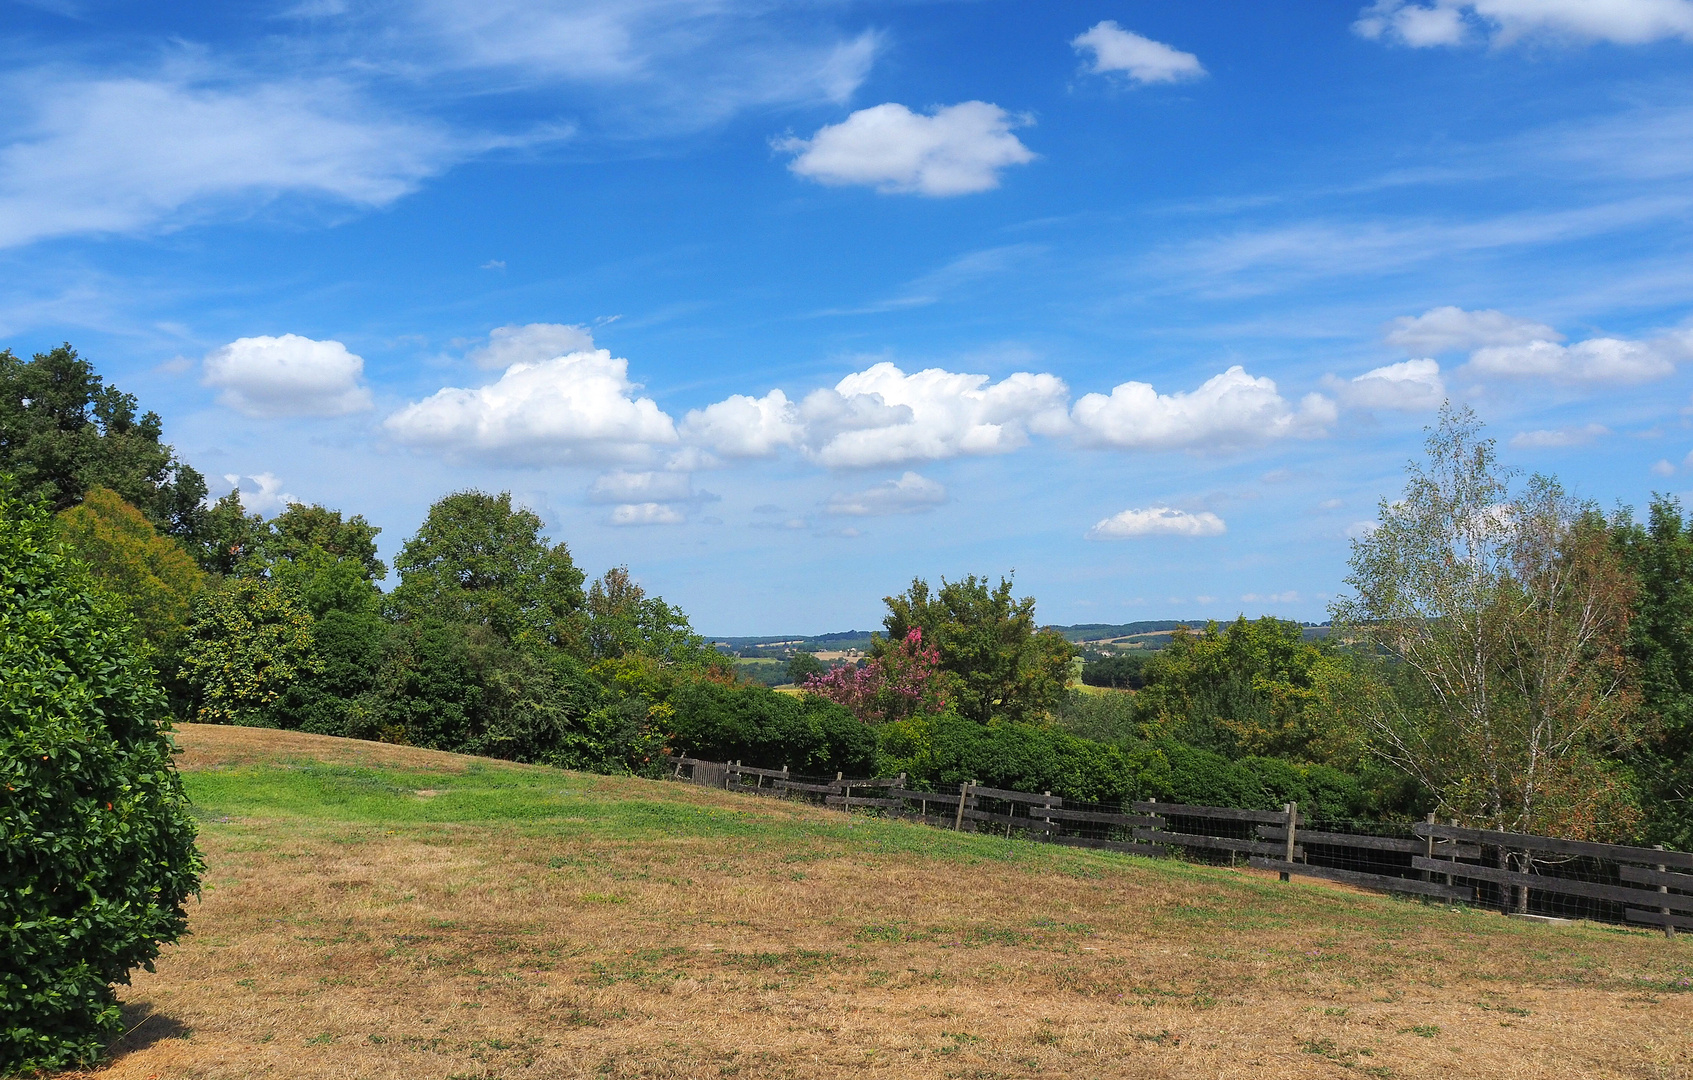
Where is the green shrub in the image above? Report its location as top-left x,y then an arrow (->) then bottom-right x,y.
877,713 -> 1171,804
666,682 -> 876,775
1,481 -> 203,1073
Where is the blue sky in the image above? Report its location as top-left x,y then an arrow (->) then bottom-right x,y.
7,0 -> 1693,634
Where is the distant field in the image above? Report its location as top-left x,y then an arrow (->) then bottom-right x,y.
81,725 -> 1693,1079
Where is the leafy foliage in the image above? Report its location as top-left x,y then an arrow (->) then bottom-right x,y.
0,480 -> 202,1073
55,487 -> 206,655
0,345 -> 207,544
665,680 -> 877,775
879,574 -> 1072,724
179,578 -> 321,725
803,627 -> 948,724
1333,406 -> 1642,839
879,713 -> 1168,804
391,491 -> 586,651
1080,652 -> 1148,689
584,566 -> 709,665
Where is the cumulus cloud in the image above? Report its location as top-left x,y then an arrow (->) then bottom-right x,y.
1384,306 -> 1560,353
587,470 -> 696,503
1087,506 -> 1226,539
607,502 -> 686,526
800,362 -> 1070,468
777,102 -> 1035,196
680,389 -> 805,458
0,72 -> 463,249
1469,336 -> 1677,384
1071,366 -> 1335,450
222,472 -> 298,515
1327,358 -> 1446,411
468,322 -> 595,369
1510,423 -> 1609,448
203,333 -> 373,417
384,349 -> 677,464
1354,0 -> 1693,47
1242,590 -> 1301,604
1071,21 -> 1206,84
825,472 -> 947,516
1347,520 -> 1380,538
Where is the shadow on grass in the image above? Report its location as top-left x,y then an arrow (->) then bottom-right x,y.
107,1002 -> 193,1058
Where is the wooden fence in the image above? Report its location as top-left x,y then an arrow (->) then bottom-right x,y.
666,756 -> 1693,936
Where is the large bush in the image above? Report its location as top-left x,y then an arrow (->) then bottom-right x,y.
666,681 -> 876,776
0,482 -> 202,1072
878,713 -> 1170,803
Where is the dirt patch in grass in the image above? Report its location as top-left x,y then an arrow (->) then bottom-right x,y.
74,725 -> 1693,1079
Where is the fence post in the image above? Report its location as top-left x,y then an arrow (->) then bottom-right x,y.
1043,791 -> 1053,843
1280,802 -> 1298,882
954,780 -> 974,831
1423,812 -> 1436,883
1657,845 -> 1676,941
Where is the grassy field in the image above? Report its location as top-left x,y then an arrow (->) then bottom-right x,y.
78,725 -> 1693,1079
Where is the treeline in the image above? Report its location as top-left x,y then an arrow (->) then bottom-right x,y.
8,345 -> 1693,846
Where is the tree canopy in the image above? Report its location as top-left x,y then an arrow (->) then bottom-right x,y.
879,574 -> 1072,724
0,345 -> 207,543
55,487 -> 206,655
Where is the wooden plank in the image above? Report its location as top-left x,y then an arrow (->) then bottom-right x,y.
1133,828 -> 1288,856
1249,858 -> 1475,901
1618,864 -> 1693,891
884,788 -> 959,804
1045,807 -> 1161,827
824,796 -> 903,809
1253,827 -> 1483,859
1132,801 -> 1301,825
967,784 -> 1062,805
726,764 -> 789,779
1409,857 -> 1693,912
773,780 -> 843,794
962,808 -> 1057,831
1625,908 -> 1693,931
1413,824 -> 1693,871
1048,834 -> 1167,857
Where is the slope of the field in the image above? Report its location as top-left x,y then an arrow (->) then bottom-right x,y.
78,725 -> 1693,1080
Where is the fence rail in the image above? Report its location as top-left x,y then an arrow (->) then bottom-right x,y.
663,756 -> 1690,936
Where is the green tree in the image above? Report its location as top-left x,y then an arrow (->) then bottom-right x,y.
179,578 -> 321,725
55,487 -> 206,655
263,502 -> 386,582
1132,617 -> 1365,766
879,574 -> 1072,724
391,491 -> 586,652
0,344 -> 207,543
195,487 -> 267,576
584,565 -> 709,665
1612,495 -> 1693,848
0,479 -> 202,1072
1332,406 -> 1642,840
786,651 -> 826,685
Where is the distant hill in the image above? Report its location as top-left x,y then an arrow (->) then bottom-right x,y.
712,619 -> 1329,658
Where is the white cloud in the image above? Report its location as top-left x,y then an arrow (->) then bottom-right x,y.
1653,458 -> 1678,476
1242,590 -> 1301,604
0,72 -> 462,249
588,470 -> 695,504
384,349 -> 677,464
1469,336 -> 1677,384
203,334 -> 373,417
680,389 -> 804,458
778,102 -> 1035,196
1071,21 -> 1206,84
1384,306 -> 1560,353
1354,0 -> 1693,47
801,362 -> 1070,468
468,323 -> 595,369
1071,366 -> 1335,450
825,472 -> 947,516
1510,423 -> 1609,448
1087,506 -> 1226,539
1346,520 -> 1380,538
1328,358 -> 1446,411
607,502 -> 686,526
222,472 -> 298,515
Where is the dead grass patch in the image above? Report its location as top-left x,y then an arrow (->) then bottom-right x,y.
66,725 -> 1693,1079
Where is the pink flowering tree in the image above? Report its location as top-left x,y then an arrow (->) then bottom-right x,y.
802,628 -> 948,724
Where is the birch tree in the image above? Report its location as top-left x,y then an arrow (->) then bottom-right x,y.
1331,405 -> 1641,841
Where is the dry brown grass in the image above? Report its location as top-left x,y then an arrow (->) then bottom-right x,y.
77,725 -> 1693,1080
